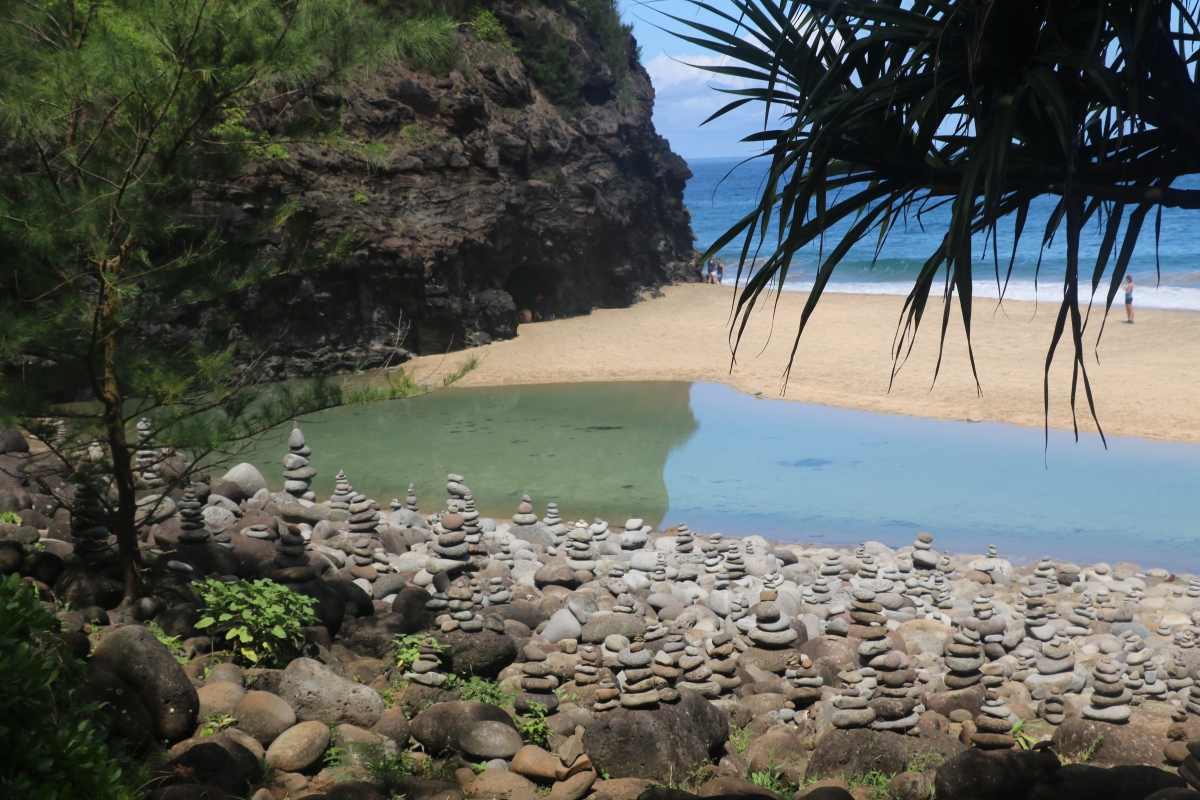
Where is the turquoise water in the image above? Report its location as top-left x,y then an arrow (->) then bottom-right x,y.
246,382 -> 1200,573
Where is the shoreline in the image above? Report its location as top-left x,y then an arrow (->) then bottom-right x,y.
412,283 -> 1200,444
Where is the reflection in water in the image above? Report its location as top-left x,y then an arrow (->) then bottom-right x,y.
666,383 -> 1200,571
243,380 -> 1200,572
245,382 -> 698,525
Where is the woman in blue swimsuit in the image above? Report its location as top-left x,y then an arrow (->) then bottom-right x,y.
1124,275 -> 1134,324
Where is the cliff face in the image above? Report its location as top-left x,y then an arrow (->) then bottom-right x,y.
184,2 -> 696,379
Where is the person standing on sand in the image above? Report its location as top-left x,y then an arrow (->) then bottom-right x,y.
716,258 -> 725,284
1125,275 -> 1135,323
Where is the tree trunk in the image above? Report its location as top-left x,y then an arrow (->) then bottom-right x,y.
99,254 -> 146,600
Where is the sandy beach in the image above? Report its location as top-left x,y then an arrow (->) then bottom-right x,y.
409,284 -> 1200,444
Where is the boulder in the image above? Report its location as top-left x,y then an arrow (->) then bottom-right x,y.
92,624 -> 200,741
488,600 -> 550,631
459,720 -> 525,760
889,772 -> 930,800
543,608 -> 583,643
197,681 -> 247,719
799,636 -> 860,675
805,729 -> 906,781
391,584 -> 441,633
76,655 -> 156,755
934,747 -> 1059,800
742,729 -> 807,777
549,770 -> 596,800
1054,715 -> 1171,768
0,428 -> 29,454
580,612 -> 646,644
698,776 -> 778,798
410,701 -> 518,753
433,628 -> 517,678
165,740 -> 260,796
234,690 -> 297,745
277,658 -> 384,728
469,769 -> 539,800
264,720 -> 331,772
370,707 -> 412,743
534,563 -> 581,588
324,782 -> 387,800
1026,764 -> 1186,800
222,464 -> 269,498
582,688 -> 728,782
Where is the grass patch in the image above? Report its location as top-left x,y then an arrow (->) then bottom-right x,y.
456,676 -> 517,707
517,18 -> 582,115
471,8 -> 515,51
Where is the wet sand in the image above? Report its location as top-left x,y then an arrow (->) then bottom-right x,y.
411,283 -> 1200,443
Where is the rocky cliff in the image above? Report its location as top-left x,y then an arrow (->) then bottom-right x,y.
181,2 -> 696,379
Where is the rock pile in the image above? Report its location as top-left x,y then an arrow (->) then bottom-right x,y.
282,422 -> 316,501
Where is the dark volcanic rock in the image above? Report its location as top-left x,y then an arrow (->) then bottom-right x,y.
410,700 -> 517,753
92,624 -> 200,741
582,688 -> 728,782
433,628 -> 517,678
163,13 -> 696,378
805,729 -> 908,782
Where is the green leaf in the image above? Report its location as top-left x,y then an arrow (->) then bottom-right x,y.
195,617 -> 215,629
272,625 -> 287,638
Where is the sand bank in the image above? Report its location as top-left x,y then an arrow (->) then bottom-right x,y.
413,283 -> 1200,444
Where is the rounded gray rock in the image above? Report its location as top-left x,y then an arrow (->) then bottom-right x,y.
459,720 -> 524,760
264,720 -> 330,772
234,690 -> 297,744
92,623 -> 200,741
277,658 -> 384,728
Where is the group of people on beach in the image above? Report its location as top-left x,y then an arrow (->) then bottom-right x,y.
706,256 -> 725,284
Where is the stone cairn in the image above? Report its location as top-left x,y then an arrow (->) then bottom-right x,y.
971,689 -> 1016,749
674,524 -> 701,562
347,492 -> 380,534
678,644 -> 719,699
428,511 -> 470,573
857,546 -> 878,582
282,422 -> 316,501
593,673 -> 620,713
272,525 -> 310,578
746,589 -> 798,650
445,579 -> 482,632
944,619 -> 985,691
493,532 -> 514,564
134,418 -> 164,488
1028,635 -> 1077,695
589,518 -> 610,555
404,637 -> 449,687
484,576 -> 509,607
785,654 -> 824,710
1064,599 -> 1095,638
703,536 -> 724,575
543,503 -> 567,554
517,644 -> 560,714
575,645 -> 601,687
1040,687 -> 1066,725
1082,656 -> 1132,722
71,481 -> 112,562
461,493 -> 485,558
617,635 -> 659,708
724,542 -> 747,583
859,625 -> 918,731
763,555 -> 784,591
564,523 -> 596,576
405,484 -> 418,512
972,589 -> 1009,660
707,632 -> 741,695
831,674 -> 877,730
445,473 -> 469,512
511,492 -> 539,538
329,471 -> 355,511
912,532 -> 938,569
176,487 -> 210,544
650,641 -> 681,704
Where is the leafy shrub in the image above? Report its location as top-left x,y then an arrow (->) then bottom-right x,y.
456,676 -> 516,707
0,573 -> 139,800
515,702 -> 551,747
194,578 -> 316,666
470,8 -> 515,51
393,16 -> 459,71
577,0 -> 635,82
517,19 -> 582,114
0,511 -> 21,524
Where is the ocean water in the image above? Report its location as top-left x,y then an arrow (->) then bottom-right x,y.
685,158 -> 1200,311
243,382 -> 1200,573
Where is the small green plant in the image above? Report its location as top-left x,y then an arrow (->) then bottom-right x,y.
352,140 -> 390,172
194,578 -> 317,666
470,8 -> 515,51
843,769 -> 894,800
394,634 -> 444,671
0,511 -> 21,524
554,687 -> 581,704
264,143 -> 290,160
516,702 -> 551,748
728,725 -> 752,755
365,748 -> 412,795
324,741 -> 349,770
199,712 -> 238,737
400,124 -> 434,146
353,188 -> 370,205
747,769 -> 790,795
443,354 -> 482,387
1010,717 -> 1049,751
1078,733 -> 1104,764
457,676 -> 516,707
145,620 -> 188,665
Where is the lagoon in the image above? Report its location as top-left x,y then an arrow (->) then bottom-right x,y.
246,382 -> 1200,572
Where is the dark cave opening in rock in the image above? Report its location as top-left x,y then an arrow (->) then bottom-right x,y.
504,264 -> 563,321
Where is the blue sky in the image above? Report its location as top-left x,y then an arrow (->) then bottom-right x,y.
618,0 -> 770,160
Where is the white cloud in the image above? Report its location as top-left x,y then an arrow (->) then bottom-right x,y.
645,52 -> 749,90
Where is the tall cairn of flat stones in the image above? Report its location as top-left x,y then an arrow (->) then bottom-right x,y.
282,422 -> 316,501
1082,656 -> 1132,723
517,643 -> 560,714
71,480 -> 112,562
